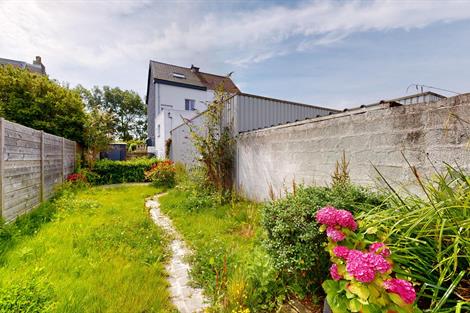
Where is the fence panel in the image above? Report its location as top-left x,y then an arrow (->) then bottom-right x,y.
0,118 -> 76,221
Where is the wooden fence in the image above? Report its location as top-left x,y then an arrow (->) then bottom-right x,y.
0,118 -> 76,221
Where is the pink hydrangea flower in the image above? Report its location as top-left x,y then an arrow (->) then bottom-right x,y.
345,249 -> 392,283
316,206 -> 337,226
383,278 -> 416,304
330,264 -> 342,281
316,206 -> 357,231
369,242 -> 391,258
345,250 -> 376,282
368,253 -> 392,274
326,226 -> 346,242
335,209 -> 358,231
333,246 -> 350,259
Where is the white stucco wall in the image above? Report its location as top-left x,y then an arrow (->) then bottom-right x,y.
149,82 -> 216,157
156,83 -> 213,113
154,109 -> 197,158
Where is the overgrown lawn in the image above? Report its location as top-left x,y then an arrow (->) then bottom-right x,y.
0,185 -> 174,313
158,189 -> 285,312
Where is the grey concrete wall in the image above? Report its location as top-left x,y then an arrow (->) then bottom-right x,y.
236,94 -> 470,201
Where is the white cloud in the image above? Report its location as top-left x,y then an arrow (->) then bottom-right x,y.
1,0 -> 470,94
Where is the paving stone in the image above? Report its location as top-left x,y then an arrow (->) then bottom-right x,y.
147,195 -> 208,313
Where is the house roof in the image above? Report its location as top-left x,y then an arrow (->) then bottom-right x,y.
148,60 -> 239,92
196,72 -> 240,93
150,61 -> 206,88
0,57 -> 45,74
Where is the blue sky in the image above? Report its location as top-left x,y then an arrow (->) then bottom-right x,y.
1,0 -> 470,109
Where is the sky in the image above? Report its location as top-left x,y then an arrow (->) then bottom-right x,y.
1,0 -> 470,109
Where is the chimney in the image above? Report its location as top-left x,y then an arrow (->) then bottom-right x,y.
33,56 -> 46,74
33,56 -> 42,65
190,64 -> 199,73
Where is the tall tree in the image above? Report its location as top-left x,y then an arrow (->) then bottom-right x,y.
75,85 -> 146,141
83,108 -> 115,166
0,65 -> 87,144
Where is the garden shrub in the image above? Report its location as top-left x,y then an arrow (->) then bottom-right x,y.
317,206 -> 421,313
261,184 -> 385,299
144,160 -> 176,188
360,165 -> 470,312
91,157 -> 158,184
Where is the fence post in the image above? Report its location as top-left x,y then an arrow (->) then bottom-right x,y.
40,131 -> 45,201
73,141 -> 76,172
61,138 -> 65,182
0,118 -> 4,218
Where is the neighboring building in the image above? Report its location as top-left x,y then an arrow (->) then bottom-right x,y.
145,60 -> 239,157
170,93 -> 339,165
0,56 -> 46,75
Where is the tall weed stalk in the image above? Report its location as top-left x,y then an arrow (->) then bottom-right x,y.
360,165 -> 470,312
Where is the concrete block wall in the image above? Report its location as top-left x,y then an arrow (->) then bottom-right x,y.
236,94 -> 470,201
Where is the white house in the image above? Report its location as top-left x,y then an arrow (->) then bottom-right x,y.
145,60 -> 239,157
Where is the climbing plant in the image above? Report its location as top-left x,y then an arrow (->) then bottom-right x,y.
186,83 -> 234,196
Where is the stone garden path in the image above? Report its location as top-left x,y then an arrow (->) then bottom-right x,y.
146,194 -> 208,313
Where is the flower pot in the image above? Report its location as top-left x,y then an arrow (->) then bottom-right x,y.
323,299 -> 332,313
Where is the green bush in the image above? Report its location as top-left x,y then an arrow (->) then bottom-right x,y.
91,158 -> 157,185
261,184 -> 385,298
360,166 -> 470,312
145,160 -> 176,188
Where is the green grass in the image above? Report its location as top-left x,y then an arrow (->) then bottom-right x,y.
0,184 -> 174,313
158,188 -> 286,312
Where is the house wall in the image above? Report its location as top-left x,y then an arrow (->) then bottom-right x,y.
157,83 -> 211,113
154,109 -> 197,158
148,82 -> 214,156
171,113 -> 205,165
147,77 -> 156,145
236,94 -> 470,201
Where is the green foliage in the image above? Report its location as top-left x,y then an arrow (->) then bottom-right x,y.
0,278 -> 55,313
145,160 -> 176,188
158,188 -> 286,312
0,65 -> 86,143
75,85 -> 146,141
360,165 -> 470,312
91,158 -> 158,184
0,185 -> 174,312
0,186 -> 71,263
319,206 -> 421,313
127,139 -> 145,152
83,108 -> 114,165
261,184 -> 385,298
187,84 -> 234,196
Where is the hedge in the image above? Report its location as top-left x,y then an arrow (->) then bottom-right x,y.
90,158 -> 158,185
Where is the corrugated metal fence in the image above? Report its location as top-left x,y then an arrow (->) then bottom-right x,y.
171,93 -> 338,165
0,118 -> 76,221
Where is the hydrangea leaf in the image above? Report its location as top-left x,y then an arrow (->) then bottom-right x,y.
347,298 -> 361,312
348,282 -> 370,300
389,293 -> 408,307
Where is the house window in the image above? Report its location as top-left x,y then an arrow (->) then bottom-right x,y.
157,124 -> 161,137
185,99 -> 195,111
